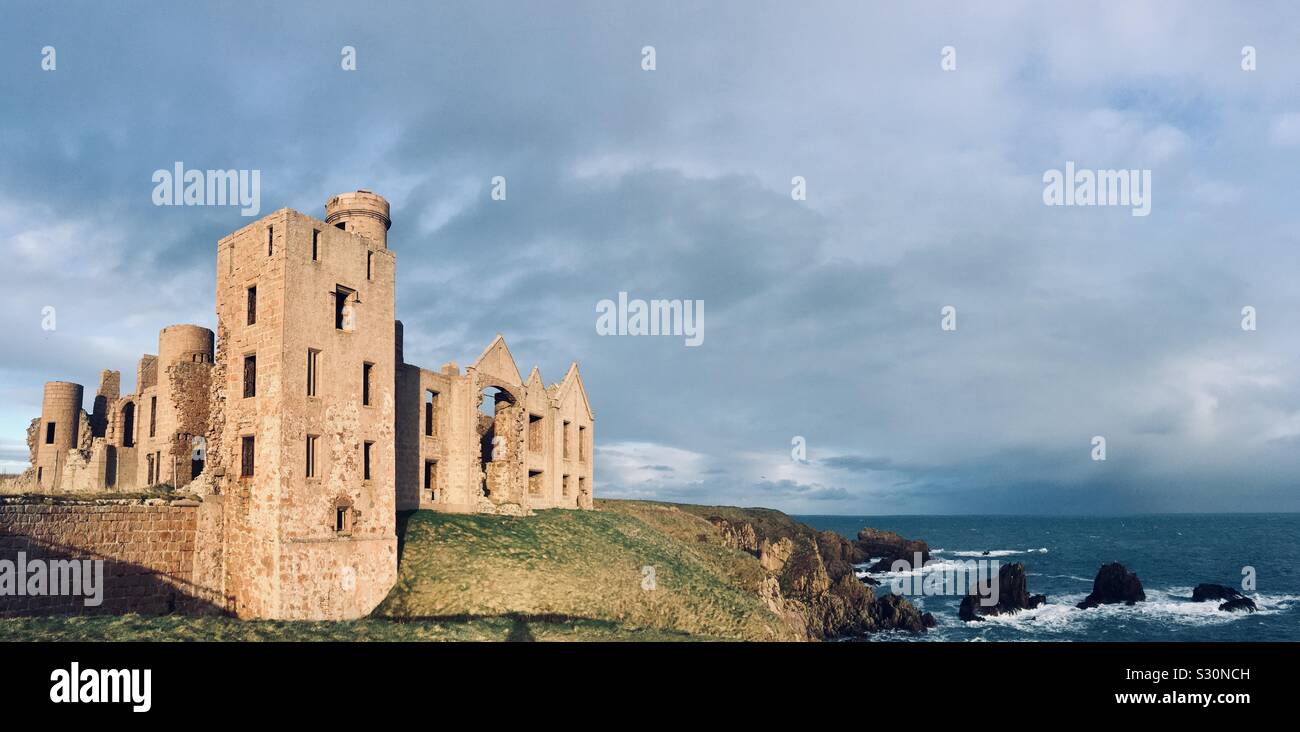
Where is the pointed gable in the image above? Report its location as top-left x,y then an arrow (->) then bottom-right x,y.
470,334 -> 524,390
555,362 -> 594,420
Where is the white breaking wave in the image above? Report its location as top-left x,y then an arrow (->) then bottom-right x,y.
971,587 -> 1300,635
946,548 -> 1049,558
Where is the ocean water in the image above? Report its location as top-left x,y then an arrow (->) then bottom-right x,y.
795,514 -> 1300,642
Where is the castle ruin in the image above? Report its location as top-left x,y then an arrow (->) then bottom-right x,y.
4,190 -> 595,620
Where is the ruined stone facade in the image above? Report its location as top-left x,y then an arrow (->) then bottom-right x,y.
4,191 -> 594,620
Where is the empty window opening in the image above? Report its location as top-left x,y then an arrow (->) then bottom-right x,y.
37,467 -> 42,483
528,414 -> 543,453
243,354 -> 257,398
562,474 -> 571,497
190,436 -> 204,479
307,349 -> 320,397
363,441 -> 373,481
334,504 -> 353,533
311,229 -> 320,261
563,420 -> 573,459
362,362 -> 374,406
44,421 -> 55,444
306,435 -> 318,478
528,469 -> 544,496
424,389 -> 439,436
477,387 -> 517,498
240,436 -> 255,477
334,285 -> 356,331
424,459 -> 438,499
366,250 -> 373,280
266,226 -> 273,256
122,402 -> 135,447
149,396 -> 157,437
578,425 -> 587,461
578,476 -> 587,498
246,285 -> 257,325
146,453 -> 155,485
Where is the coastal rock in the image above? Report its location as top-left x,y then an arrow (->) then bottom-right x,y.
855,528 -> 930,572
760,536 -> 795,572
1191,583 -> 1245,603
957,562 -> 1047,621
958,595 -> 984,622
1076,562 -> 1145,609
1218,597 -> 1257,613
921,611 -> 937,628
872,593 -> 927,633
708,517 -> 759,554
777,536 -> 830,599
817,530 -> 860,583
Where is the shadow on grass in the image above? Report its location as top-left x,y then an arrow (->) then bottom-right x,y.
378,612 -> 693,642
395,510 -> 416,564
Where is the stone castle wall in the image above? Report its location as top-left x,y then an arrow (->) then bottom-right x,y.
0,498 -> 224,616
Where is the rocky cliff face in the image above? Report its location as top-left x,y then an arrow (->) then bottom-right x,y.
703,512 -> 928,639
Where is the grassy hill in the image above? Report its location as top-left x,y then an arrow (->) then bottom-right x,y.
373,500 -> 799,640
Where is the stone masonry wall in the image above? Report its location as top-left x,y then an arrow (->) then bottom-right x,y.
0,498 -> 224,616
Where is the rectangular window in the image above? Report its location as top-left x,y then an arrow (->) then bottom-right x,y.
528,469 -> 543,495
366,250 -> 373,280
563,420 -> 572,459
334,285 -> 355,330
246,285 -> 257,325
149,396 -> 157,437
362,362 -> 373,406
579,476 -> 586,497
528,414 -> 543,453
147,454 -> 155,484
562,474 -> 570,496
424,460 -> 437,496
266,226 -> 273,256
307,349 -> 319,397
578,425 -> 586,461
363,441 -> 373,481
424,390 -> 438,436
45,422 -> 55,444
306,435 -> 317,478
335,505 -> 351,533
243,355 -> 257,398
241,435 -> 255,477
311,229 -> 320,261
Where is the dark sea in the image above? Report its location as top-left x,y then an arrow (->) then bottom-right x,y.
795,514 -> 1300,642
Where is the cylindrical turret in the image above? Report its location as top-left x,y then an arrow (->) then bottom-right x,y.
37,381 -> 84,488
159,324 -> 215,366
325,190 -> 391,248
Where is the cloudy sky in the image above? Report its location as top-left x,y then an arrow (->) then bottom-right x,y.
3,2 -> 1300,514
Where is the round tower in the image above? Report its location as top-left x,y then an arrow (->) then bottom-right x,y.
159,324 -> 215,366
37,381 -> 84,488
325,190 -> 391,248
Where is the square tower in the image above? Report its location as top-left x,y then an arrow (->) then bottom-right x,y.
214,193 -> 397,619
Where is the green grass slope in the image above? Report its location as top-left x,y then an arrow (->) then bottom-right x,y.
373,500 -> 798,640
